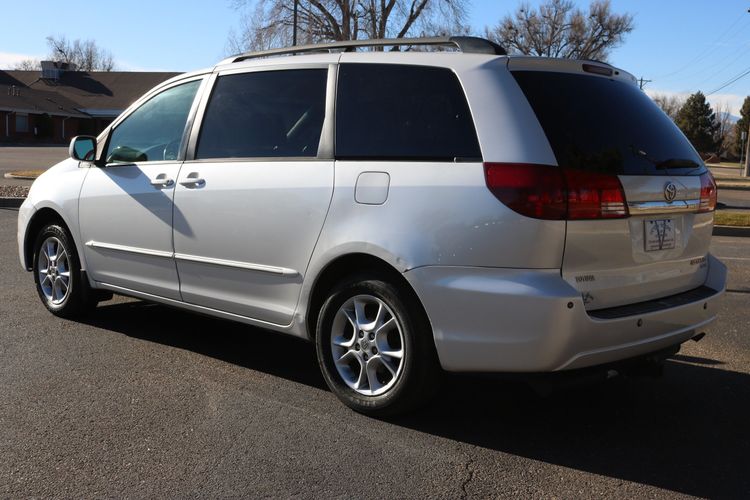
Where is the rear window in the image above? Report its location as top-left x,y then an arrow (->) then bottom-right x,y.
336,64 -> 481,161
512,71 -> 706,176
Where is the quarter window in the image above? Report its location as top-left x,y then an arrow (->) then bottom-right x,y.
196,69 -> 328,159
335,64 -> 481,161
106,80 -> 201,163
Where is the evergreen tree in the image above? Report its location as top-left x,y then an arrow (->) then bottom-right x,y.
733,96 -> 750,157
675,91 -> 719,153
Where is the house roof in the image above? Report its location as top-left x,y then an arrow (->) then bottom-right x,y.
0,84 -> 89,118
0,70 -> 180,118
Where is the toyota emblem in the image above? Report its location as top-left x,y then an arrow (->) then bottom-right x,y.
664,182 -> 677,202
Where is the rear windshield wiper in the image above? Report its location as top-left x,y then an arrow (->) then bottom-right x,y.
655,158 -> 702,169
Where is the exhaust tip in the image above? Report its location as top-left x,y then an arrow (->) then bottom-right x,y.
692,332 -> 706,343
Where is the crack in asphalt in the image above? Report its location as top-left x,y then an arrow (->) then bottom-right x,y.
459,454 -> 476,499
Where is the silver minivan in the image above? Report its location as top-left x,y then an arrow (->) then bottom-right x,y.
17,37 -> 726,416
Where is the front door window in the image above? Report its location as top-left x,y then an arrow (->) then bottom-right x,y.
106,80 -> 200,163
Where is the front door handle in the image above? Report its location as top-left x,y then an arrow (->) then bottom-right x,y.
179,172 -> 206,188
150,174 -> 174,188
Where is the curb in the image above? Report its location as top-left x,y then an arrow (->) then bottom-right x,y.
717,183 -> 750,191
0,197 -> 24,208
713,225 -> 750,237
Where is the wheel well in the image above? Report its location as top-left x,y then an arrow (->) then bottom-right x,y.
306,253 -> 428,340
24,208 -> 68,270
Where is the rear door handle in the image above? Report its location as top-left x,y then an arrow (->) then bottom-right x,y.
150,174 -> 174,188
179,172 -> 205,188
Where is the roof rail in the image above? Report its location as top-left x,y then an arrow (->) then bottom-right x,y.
222,36 -> 507,64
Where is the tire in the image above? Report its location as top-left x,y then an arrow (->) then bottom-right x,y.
315,275 -> 440,417
32,224 -> 98,318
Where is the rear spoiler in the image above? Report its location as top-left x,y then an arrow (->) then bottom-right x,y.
506,57 -> 637,85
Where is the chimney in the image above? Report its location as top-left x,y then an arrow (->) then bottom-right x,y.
40,60 -> 77,81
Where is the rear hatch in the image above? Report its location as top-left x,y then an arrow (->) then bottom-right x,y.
510,61 -> 717,311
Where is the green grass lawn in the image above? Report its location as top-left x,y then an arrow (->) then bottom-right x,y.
715,211 -> 750,227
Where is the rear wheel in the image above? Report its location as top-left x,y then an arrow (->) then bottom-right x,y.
33,224 -> 98,318
315,275 -> 439,416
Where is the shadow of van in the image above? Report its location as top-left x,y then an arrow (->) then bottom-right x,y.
83,299 -> 749,498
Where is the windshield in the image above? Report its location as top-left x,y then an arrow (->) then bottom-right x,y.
512,71 -> 706,176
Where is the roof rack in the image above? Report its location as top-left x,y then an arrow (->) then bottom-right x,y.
223,36 -> 507,64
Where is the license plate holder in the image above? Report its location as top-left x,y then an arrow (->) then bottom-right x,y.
644,219 -> 676,251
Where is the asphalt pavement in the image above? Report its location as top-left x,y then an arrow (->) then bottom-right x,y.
719,188 -> 750,210
0,146 -> 67,187
0,208 -> 749,498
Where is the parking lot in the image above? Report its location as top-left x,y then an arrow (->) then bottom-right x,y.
0,207 -> 748,498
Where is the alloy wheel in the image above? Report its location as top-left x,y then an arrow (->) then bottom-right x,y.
37,236 -> 71,306
330,294 -> 405,396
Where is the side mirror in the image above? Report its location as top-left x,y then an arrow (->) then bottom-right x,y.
69,135 -> 97,162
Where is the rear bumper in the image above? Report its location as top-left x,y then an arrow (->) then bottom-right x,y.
405,254 -> 726,373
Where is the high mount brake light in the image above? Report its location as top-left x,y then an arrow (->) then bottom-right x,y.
483,163 -> 629,220
582,63 -> 614,77
698,172 -> 717,213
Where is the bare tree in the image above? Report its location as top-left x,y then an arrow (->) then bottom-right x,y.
13,59 -> 41,70
228,0 -> 469,53
486,0 -> 634,62
713,101 -> 734,158
46,35 -> 115,71
651,93 -> 685,121
228,1 -> 293,53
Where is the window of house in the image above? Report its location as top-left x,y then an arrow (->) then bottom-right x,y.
15,113 -> 29,133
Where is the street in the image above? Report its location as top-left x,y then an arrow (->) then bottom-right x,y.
719,188 -> 750,209
0,146 -> 66,187
0,208 -> 748,498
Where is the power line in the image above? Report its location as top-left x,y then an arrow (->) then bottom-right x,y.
707,64 -> 750,95
691,40 -> 750,88
656,11 -> 750,80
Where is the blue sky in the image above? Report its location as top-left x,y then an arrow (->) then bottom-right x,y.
1,0 -> 748,113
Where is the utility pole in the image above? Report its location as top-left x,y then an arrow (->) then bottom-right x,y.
638,77 -> 652,90
744,122 -> 750,177
293,0 -> 299,46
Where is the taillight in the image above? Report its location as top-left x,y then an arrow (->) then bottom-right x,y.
484,163 -> 566,219
698,172 -> 717,213
564,169 -> 628,219
483,163 -> 629,220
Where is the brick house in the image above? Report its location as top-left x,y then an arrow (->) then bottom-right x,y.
0,62 -> 178,144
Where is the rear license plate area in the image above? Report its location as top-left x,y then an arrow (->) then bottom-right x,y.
644,219 -> 675,251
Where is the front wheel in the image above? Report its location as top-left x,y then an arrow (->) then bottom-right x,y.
315,276 -> 440,417
33,224 -> 97,318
